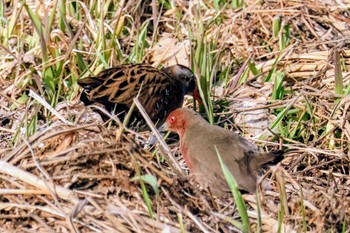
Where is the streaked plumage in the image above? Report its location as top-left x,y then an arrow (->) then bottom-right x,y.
78,64 -> 201,130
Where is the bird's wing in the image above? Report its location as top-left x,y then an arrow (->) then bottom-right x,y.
209,126 -> 258,158
80,64 -> 177,104
79,64 -> 186,124
186,124 -> 258,192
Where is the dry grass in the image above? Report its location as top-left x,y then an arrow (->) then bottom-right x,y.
1,0 -> 350,232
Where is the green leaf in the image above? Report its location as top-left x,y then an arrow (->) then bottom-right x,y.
131,174 -> 159,198
215,146 -> 250,233
248,61 -> 259,76
10,93 -> 29,110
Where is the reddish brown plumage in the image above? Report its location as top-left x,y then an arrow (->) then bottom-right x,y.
165,108 -> 284,196
78,64 -> 201,131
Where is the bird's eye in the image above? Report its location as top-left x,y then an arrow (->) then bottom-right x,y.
169,116 -> 176,123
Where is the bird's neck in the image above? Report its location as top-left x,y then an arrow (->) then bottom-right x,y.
180,136 -> 193,172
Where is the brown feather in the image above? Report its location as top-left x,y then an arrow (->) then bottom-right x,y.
165,108 -> 284,196
78,64 -> 200,130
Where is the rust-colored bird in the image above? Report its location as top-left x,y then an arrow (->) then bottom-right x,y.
165,108 -> 284,196
78,64 -> 201,130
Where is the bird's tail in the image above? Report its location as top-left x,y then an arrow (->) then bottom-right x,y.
250,150 -> 284,171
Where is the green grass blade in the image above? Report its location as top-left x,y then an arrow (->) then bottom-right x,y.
272,72 -> 285,100
130,152 -> 154,219
24,3 -> 48,61
334,50 -> 344,95
232,0 -> 244,8
273,15 -> 282,38
0,0 -> 3,19
215,146 -> 250,233
248,61 -> 259,76
270,95 -> 301,130
48,0 -> 58,36
10,92 -> 28,110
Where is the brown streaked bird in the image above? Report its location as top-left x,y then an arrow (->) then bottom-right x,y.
165,108 -> 284,196
78,64 -> 201,131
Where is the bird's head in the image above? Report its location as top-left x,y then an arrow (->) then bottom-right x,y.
162,65 -> 203,105
164,108 -> 199,137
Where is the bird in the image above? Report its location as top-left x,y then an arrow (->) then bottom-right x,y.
78,64 -> 202,131
164,108 -> 284,196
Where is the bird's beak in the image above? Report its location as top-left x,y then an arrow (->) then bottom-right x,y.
193,87 -> 204,106
159,122 -> 169,132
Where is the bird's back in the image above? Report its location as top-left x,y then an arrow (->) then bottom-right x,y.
183,120 -> 258,194
78,64 -> 188,129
